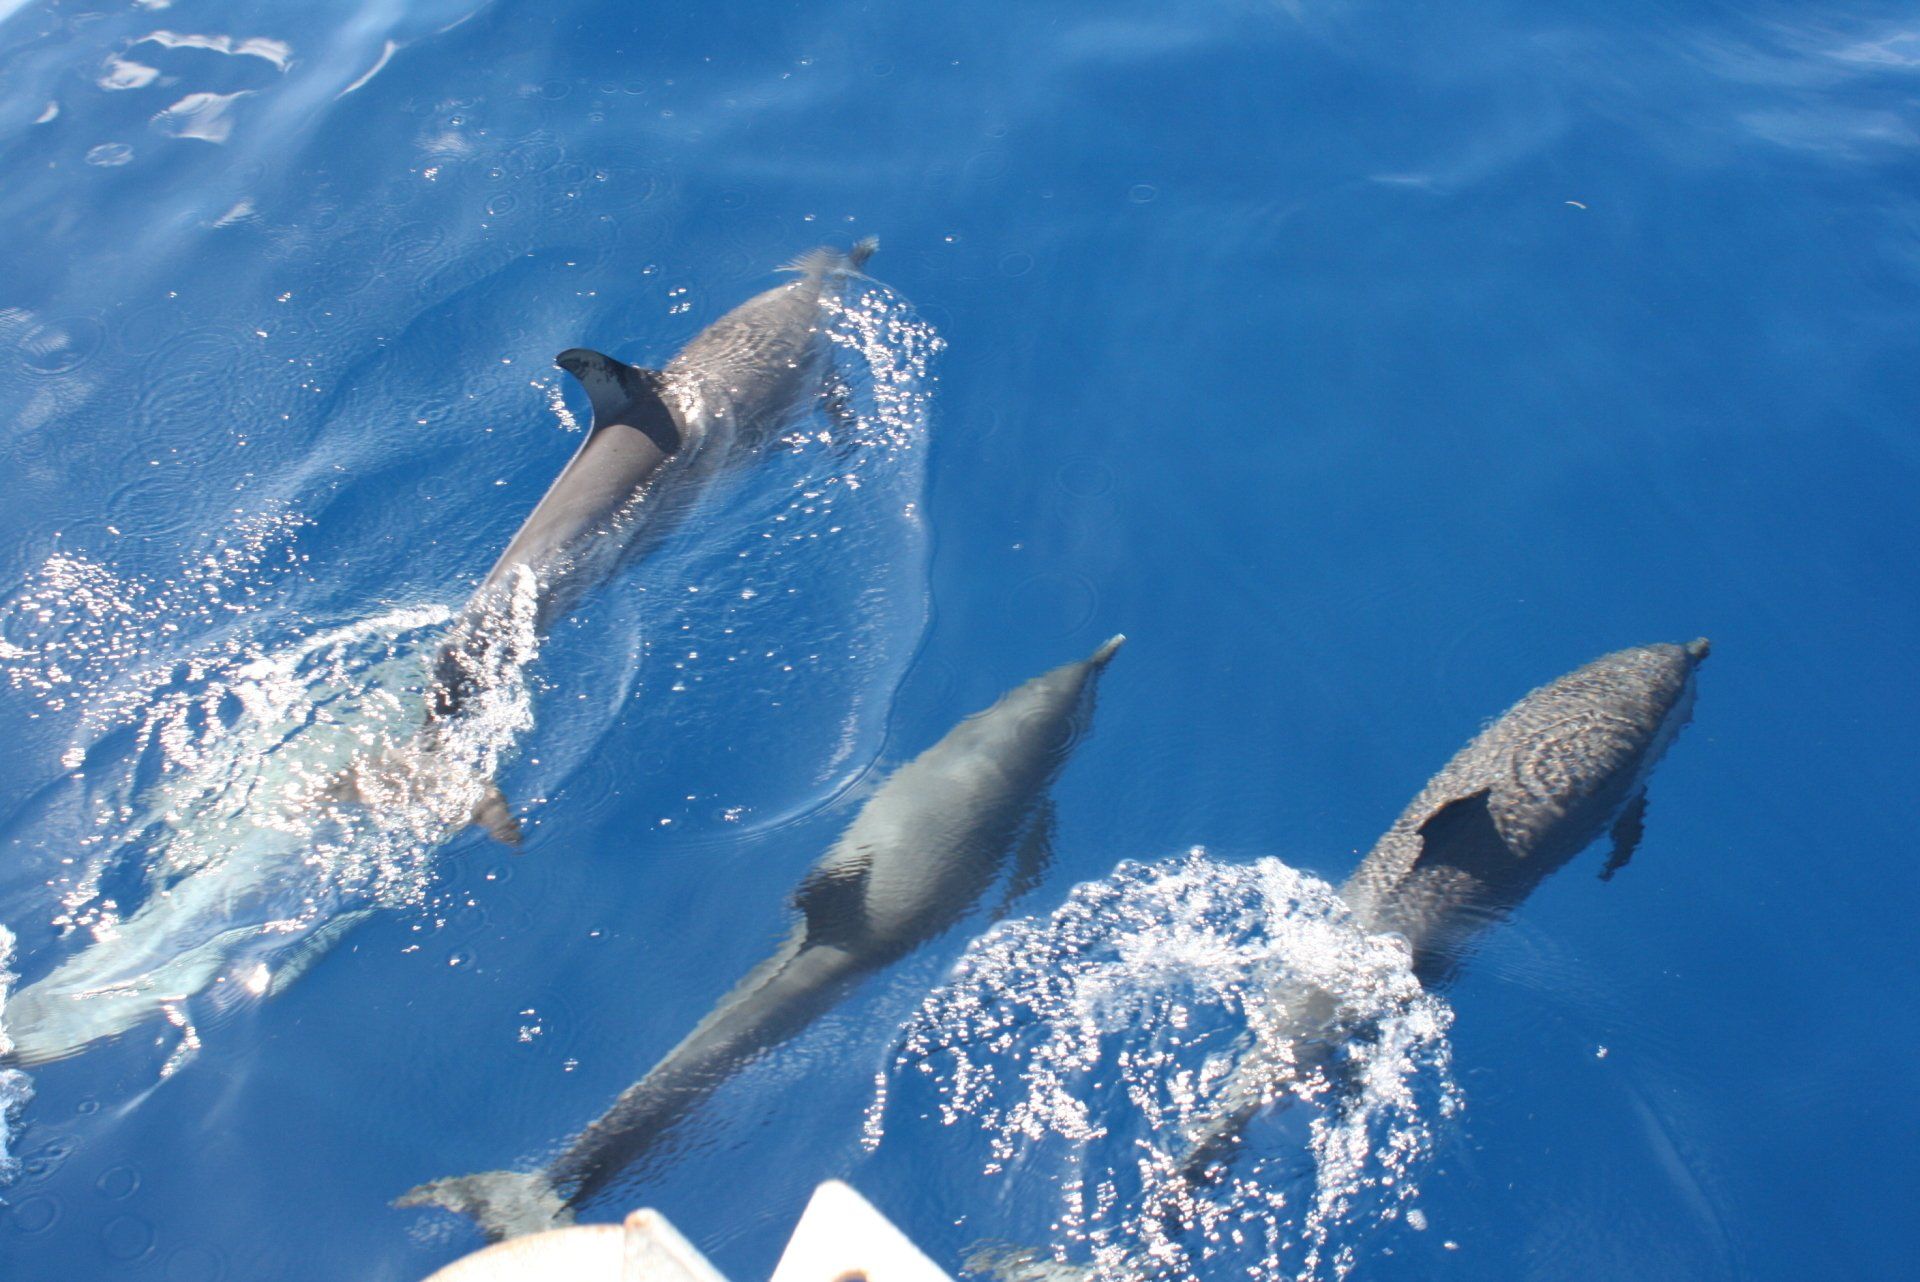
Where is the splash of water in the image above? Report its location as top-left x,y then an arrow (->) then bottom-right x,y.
0,507 -> 316,729
865,851 -> 1457,1282
0,927 -> 29,1181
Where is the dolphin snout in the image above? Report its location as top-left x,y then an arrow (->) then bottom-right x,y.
1685,637 -> 1711,663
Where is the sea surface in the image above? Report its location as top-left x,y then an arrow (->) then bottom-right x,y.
1,1 -> 1917,1279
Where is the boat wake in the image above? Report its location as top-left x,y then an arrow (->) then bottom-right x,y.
865,851 -> 1458,1282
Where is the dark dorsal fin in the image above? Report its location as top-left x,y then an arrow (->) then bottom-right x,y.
1411,787 -> 1515,885
554,348 -> 682,454
792,850 -> 872,946
1599,790 -> 1648,881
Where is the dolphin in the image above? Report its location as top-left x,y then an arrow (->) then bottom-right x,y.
391,236 -> 883,826
397,634 -> 1125,1242
1177,638 -> 1710,1178
0,243 -> 880,1069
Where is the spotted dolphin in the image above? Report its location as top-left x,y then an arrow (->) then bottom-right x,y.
397,635 -> 1125,1241
0,243 -> 879,1070
1179,638 -> 1710,1177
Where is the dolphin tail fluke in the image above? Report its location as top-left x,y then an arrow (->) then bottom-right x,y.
394,1168 -> 572,1243
780,237 -> 879,278
472,783 -> 522,846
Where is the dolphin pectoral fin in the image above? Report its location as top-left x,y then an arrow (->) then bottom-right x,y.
992,799 -> 1056,921
472,784 -> 523,847
1411,787 -> 1513,884
1600,791 -> 1648,882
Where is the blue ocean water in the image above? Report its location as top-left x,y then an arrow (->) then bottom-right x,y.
1,0 -> 1916,1279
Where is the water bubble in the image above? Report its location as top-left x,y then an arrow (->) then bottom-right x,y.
1056,458 -> 1115,498
21,1133 -> 78,1181
1128,182 -> 1160,204
8,1194 -> 61,1235
164,1245 -> 226,1282
18,316 -> 105,375
100,1212 -> 156,1262
500,138 -> 564,180
95,1165 -> 142,1199
1006,571 -> 1099,639
383,221 -> 448,265
116,300 -> 185,356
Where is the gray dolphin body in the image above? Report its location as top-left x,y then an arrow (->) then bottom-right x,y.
398,635 -> 1124,1241
1179,639 -> 1709,1177
427,238 -> 878,732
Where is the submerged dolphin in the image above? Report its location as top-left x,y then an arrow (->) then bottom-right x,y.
1178,638 -> 1709,1176
398,635 -> 1125,1241
1,243 -> 879,1069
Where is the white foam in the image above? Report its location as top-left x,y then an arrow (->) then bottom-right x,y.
867,851 -> 1457,1282
0,926 -> 32,1183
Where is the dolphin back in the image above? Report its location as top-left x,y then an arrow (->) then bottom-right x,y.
825,635 -> 1125,955
664,239 -> 880,450
1343,639 -> 1707,975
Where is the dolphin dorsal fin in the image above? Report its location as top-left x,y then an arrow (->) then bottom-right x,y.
1411,787 -> 1514,884
554,348 -> 682,454
792,849 -> 871,946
